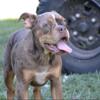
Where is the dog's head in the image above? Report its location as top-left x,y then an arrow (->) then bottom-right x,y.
20,11 -> 72,54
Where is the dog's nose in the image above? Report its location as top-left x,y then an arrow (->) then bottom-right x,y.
57,25 -> 69,40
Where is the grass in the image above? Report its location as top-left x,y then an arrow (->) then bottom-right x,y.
62,73 -> 100,100
0,19 -> 23,99
0,19 -> 100,99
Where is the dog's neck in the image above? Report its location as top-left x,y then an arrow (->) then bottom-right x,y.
33,47 -> 55,65
32,32 -> 55,65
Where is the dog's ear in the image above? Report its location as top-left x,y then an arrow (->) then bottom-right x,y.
51,11 -> 65,20
19,12 -> 36,21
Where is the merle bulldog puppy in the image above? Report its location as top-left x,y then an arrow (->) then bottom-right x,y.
3,11 -> 72,100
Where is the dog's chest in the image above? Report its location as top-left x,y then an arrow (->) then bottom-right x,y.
34,71 -> 48,85
29,65 -> 50,86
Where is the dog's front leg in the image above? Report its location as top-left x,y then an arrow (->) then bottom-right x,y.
16,81 -> 29,99
50,77 -> 63,100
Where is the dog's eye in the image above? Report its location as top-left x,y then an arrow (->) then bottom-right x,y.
43,24 -> 51,34
56,19 -> 67,26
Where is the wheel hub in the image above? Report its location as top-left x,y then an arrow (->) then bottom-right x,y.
77,22 -> 89,33
62,0 -> 100,50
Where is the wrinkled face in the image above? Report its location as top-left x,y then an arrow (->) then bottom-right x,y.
33,11 -> 72,54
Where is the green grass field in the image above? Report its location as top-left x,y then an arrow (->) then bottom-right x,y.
0,19 -> 100,99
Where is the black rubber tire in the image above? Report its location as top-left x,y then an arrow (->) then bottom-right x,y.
62,54 -> 100,74
37,0 -> 100,74
61,41 -> 100,74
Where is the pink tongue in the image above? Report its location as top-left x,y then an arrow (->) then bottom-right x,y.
57,41 -> 72,53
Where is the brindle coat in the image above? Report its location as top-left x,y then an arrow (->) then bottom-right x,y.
3,11 -> 71,100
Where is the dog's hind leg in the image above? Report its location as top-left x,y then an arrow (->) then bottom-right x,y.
16,80 -> 29,99
3,35 -> 15,100
4,68 -> 15,100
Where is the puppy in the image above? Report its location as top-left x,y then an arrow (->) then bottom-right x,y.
3,11 -> 72,100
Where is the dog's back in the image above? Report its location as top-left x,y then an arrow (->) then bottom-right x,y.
3,28 -> 31,69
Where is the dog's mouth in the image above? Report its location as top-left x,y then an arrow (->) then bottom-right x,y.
44,39 -> 72,54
